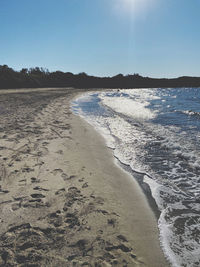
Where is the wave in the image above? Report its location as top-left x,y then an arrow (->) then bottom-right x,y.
180,110 -> 200,118
100,95 -> 157,121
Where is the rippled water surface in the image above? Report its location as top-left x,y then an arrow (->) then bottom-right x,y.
72,88 -> 200,267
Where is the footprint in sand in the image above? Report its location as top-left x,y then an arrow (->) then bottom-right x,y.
51,169 -> 74,181
0,223 -> 67,266
61,173 -> 68,180
53,120 -> 61,125
21,192 -> 50,208
19,179 -> 26,182
0,189 -> 9,194
56,150 -> 63,155
11,203 -> 20,211
51,168 -> 63,175
22,167 -> 34,173
107,218 -> 117,228
82,182 -> 88,188
18,179 -> 27,186
117,235 -> 128,243
31,177 -> 40,183
33,186 -> 49,192
105,242 -> 132,253
31,193 -> 45,199
65,175 -> 76,181
55,188 -> 65,195
47,210 -> 63,227
42,141 -> 49,146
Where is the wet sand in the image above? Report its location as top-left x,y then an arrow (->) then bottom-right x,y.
0,88 -> 169,266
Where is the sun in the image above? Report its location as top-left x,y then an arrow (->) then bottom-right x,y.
114,0 -> 156,17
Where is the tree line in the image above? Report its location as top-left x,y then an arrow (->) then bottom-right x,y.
1,65 -> 200,89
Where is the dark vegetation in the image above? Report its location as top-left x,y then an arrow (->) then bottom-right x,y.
1,65 -> 200,89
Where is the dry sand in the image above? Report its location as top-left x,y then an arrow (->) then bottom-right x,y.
0,88 -> 169,266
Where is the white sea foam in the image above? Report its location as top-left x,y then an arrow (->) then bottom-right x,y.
143,176 -> 162,209
120,88 -> 161,101
158,209 -> 181,267
73,92 -> 96,103
100,94 -> 157,121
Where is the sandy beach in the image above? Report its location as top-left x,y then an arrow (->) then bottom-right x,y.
0,88 -> 169,267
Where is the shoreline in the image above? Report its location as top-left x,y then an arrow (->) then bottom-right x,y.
0,88 -> 169,266
114,158 -> 161,220
71,93 -> 169,266
71,89 -> 162,220
71,94 -> 169,266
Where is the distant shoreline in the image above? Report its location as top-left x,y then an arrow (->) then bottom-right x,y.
1,65 -> 200,90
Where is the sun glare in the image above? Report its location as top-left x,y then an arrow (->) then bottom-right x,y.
114,0 -> 156,17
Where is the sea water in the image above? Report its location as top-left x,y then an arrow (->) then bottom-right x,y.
72,88 -> 200,267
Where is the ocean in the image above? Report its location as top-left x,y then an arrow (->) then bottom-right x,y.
72,88 -> 200,267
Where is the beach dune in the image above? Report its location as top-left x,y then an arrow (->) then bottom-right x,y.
0,88 -> 168,266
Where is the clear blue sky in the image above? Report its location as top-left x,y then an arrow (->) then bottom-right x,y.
0,0 -> 200,77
